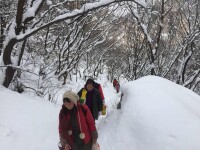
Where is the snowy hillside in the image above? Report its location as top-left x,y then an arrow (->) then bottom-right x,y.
1,76 -> 200,150
0,87 -> 60,150
98,76 -> 200,150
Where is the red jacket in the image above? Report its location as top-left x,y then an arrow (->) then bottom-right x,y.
113,79 -> 119,87
113,79 -> 120,93
59,103 -> 96,147
98,84 -> 105,101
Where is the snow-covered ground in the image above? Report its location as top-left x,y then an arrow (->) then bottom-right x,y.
1,75 -> 200,150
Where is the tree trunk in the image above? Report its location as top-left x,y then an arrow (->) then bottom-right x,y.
3,38 -> 17,87
3,66 -> 16,87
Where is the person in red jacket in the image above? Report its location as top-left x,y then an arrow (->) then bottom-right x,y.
113,79 -> 120,93
58,91 -> 98,150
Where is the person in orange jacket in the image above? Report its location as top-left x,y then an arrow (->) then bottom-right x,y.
58,91 -> 98,150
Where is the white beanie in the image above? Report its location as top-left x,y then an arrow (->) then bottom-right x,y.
63,91 -> 79,105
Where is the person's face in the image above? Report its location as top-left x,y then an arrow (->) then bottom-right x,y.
63,98 -> 75,110
86,83 -> 94,91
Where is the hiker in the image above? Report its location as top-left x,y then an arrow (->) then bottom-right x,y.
113,79 -> 120,93
78,79 -> 103,120
58,91 -> 98,150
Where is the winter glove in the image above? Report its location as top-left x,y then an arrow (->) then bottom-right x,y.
58,142 -> 71,150
91,131 -> 98,143
92,142 -> 100,150
59,135 -> 67,149
64,143 -> 71,150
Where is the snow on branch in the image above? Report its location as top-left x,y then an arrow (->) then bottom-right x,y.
15,0 -> 146,41
183,69 -> 200,88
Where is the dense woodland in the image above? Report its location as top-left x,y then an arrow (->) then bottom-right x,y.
0,0 -> 200,101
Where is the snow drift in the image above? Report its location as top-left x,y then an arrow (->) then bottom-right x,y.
1,75 -> 200,150
98,76 -> 200,150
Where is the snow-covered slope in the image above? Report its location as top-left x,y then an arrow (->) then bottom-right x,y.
1,75 -> 200,150
98,76 -> 200,150
0,87 -> 60,150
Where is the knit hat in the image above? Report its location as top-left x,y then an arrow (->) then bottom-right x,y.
63,91 -> 79,105
86,78 -> 94,85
